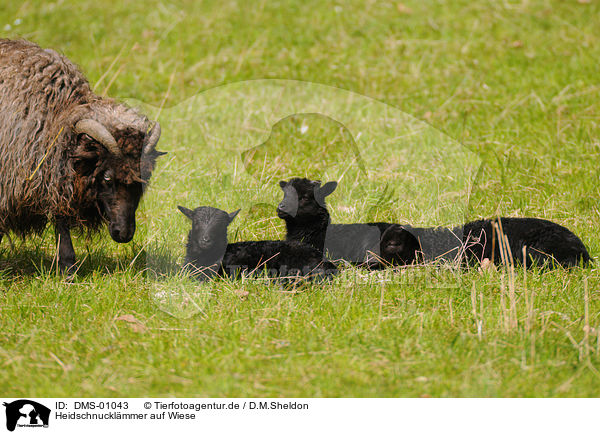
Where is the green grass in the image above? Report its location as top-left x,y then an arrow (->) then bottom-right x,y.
1,0 -> 600,397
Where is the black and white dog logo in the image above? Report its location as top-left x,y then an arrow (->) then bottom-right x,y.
3,400 -> 50,432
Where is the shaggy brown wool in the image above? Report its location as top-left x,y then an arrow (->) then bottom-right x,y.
0,39 -> 163,269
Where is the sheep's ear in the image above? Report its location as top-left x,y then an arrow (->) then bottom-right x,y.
228,209 -> 241,222
279,180 -> 287,189
317,181 -> 337,198
313,181 -> 337,207
177,206 -> 194,220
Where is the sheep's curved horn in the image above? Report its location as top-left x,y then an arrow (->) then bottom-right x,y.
75,119 -> 121,156
142,122 -> 161,156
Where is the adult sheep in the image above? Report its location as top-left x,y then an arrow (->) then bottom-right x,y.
0,39 -> 164,272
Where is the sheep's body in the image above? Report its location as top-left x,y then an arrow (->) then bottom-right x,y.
0,39 -> 91,234
179,205 -> 337,283
402,225 -> 464,262
323,223 -> 388,263
187,240 -> 338,281
463,217 -> 591,268
0,39 -> 163,270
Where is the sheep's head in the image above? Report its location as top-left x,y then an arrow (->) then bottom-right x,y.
178,206 -> 240,266
377,224 -> 420,266
69,102 -> 164,242
277,178 -> 337,223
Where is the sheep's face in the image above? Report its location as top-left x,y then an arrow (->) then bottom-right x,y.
178,206 -> 240,259
97,167 -> 143,243
71,129 -> 148,243
277,178 -> 337,223
379,224 -> 420,265
70,104 -> 163,243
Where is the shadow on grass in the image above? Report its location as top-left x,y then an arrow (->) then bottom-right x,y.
0,239 -> 180,279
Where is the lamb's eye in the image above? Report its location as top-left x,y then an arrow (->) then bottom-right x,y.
103,173 -> 112,183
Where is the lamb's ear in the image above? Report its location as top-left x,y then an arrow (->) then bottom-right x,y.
279,180 -> 287,189
177,206 -> 194,220
313,181 -> 337,207
317,181 -> 337,198
228,209 -> 241,222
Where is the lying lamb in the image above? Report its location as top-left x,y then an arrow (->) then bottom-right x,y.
370,223 -> 465,266
277,178 -> 397,265
178,205 -> 338,283
463,217 -> 591,268
375,217 -> 591,268
366,224 -> 422,266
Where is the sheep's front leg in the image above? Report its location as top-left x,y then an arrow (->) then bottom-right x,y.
55,218 -> 76,273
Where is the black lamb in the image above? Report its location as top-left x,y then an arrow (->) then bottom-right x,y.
366,224 -> 422,266
463,217 -> 591,268
277,178 -> 399,265
371,217 -> 591,269
178,205 -> 338,283
371,223 -> 465,267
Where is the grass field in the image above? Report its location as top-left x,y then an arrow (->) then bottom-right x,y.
1,0 -> 600,397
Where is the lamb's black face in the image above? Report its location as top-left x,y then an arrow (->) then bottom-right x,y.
178,206 -> 240,254
380,224 -> 420,265
277,178 -> 337,223
277,182 -> 300,218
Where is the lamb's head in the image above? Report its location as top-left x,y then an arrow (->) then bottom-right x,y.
178,205 -> 240,265
69,102 -> 164,243
377,224 -> 421,266
277,178 -> 337,224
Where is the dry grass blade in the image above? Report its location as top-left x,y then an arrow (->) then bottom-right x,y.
93,43 -> 128,92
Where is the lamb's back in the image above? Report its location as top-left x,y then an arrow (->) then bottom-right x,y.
463,217 -> 590,266
222,240 -> 334,276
